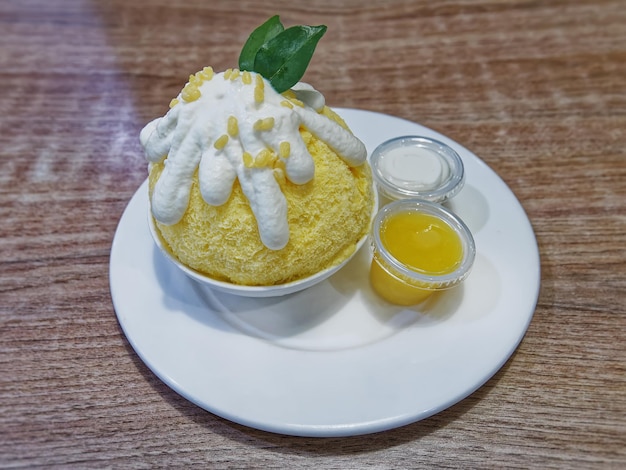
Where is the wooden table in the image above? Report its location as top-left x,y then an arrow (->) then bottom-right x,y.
2,0 -> 624,467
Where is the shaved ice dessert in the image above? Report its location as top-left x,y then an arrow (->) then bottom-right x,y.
140,17 -> 374,286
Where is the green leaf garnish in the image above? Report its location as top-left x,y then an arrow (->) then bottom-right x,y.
239,15 -> 284,72
238,16 -> 327,93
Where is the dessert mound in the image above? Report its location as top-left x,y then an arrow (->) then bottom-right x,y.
141,17 -> 374,286
149,108 -> 373,285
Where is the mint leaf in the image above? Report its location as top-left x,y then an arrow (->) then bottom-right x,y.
238,15 -> 284,71
253,24 -> 327,93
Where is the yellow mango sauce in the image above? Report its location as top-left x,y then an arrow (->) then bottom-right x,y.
370,211 -> 463,305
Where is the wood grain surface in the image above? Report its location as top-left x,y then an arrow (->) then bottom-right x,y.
1,0 -> 624,468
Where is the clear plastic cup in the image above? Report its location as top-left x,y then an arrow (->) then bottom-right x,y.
370,136 -> 465,203
369,199 -> 475,306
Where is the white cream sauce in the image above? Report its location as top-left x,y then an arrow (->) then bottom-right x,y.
140,70 -> 366,250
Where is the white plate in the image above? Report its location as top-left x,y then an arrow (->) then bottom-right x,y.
110,109 -> 540,437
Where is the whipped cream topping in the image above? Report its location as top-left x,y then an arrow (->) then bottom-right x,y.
140,68 -> 367,250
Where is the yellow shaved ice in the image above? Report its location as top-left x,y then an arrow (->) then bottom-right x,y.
149,107 -> 374,285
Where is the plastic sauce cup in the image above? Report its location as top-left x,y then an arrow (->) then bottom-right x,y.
370,199 -> 476,306
370,136 -> 465,203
